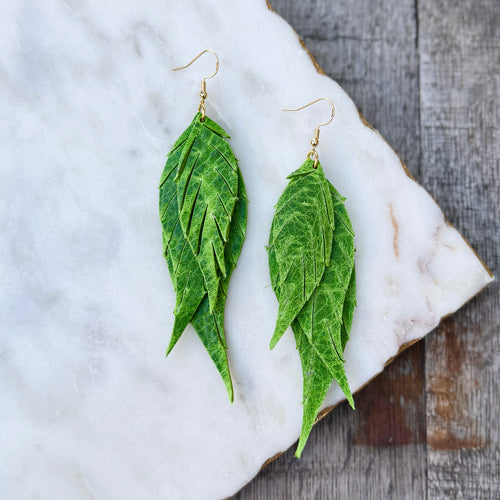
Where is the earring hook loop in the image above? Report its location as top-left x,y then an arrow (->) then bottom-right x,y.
172,49 -> 220,121
282,97 -> 335,168
172,49 -> 220,82
282,97 -> 335,128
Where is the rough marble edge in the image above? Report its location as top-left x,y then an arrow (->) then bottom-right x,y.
229,0 -> 495,490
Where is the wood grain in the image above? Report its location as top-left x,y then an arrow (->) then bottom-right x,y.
419,0 -> 500,498
234,0 -> 499,498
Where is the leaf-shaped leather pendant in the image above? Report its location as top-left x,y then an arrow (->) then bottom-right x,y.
267,158 -> 356,456
159,113 -> 247,402
268,160 -> 335,347
175,114 -> 240,312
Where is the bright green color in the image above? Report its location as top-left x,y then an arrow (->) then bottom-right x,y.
267,159 -> 356,457
159,112 -> 247,402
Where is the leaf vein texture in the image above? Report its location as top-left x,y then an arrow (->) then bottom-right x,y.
267,159 -> 356,456
159,112 -> 247,401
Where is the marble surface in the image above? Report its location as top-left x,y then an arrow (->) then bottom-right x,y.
0,1 -> 492,499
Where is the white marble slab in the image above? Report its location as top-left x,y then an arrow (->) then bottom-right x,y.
0,1 -> 492,499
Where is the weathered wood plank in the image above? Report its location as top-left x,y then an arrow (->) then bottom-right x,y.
234,0 -> 426,498
234,344 -> 427,499
418,0 -> 500,498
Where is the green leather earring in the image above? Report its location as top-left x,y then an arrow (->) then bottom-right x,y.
267,98 -> 356,457
159,49 -> 247,402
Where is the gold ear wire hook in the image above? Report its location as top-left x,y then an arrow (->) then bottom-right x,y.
283,97 -> 335,168
173,49 -> 220,121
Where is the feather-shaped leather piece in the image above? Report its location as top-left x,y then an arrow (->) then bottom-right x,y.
267,160 -> 334,348
267,159 -> 356,456
174,113 -> 240,312
159,113 -> 247,402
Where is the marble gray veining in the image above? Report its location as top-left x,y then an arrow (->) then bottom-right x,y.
0,1 -> 492,498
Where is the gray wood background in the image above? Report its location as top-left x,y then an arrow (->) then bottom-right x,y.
234,0 -> 500,498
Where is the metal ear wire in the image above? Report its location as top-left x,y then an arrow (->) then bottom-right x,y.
172,49 -> 220,81
283,97 -> 335,168
173,49 -> 220,121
